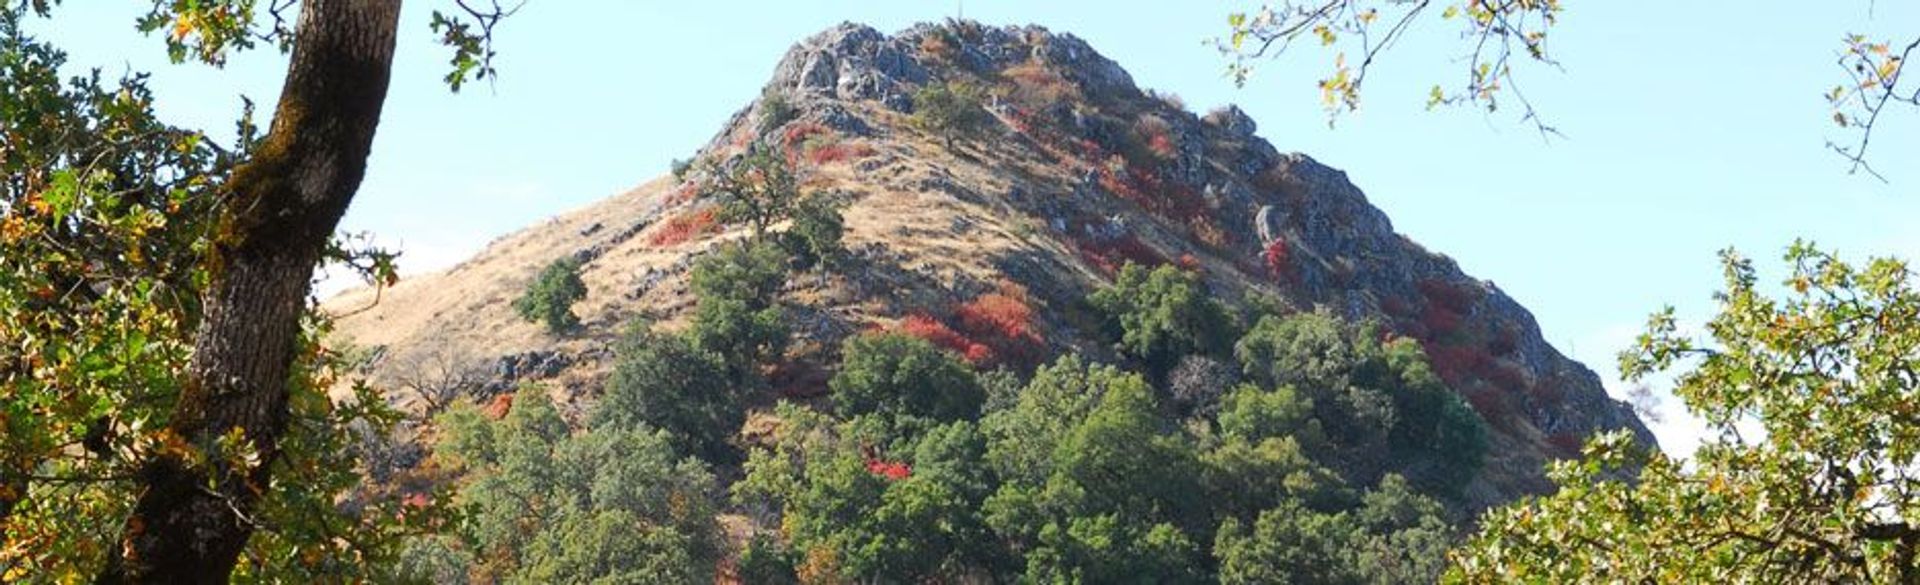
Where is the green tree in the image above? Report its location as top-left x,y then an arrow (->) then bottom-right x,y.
983,359 -> 1209,583
1088,262 -> 1237,376
706,144 -> 801,238
424,390 -> 723,584
736,405 -> 999,583
689,238 -> 792,380
1214,475 -> 1453,585
1204,384 -> 1350,517
0,0 -> 517,577
595,323 -> 740,462
830,333 -> 985,431
0,7 -> 443,580
911,80 -> 990,148
1234,311 -> 1485,495
1450,243 -> 1920,582
781,191 -> 847,270
514,256 -> 588,334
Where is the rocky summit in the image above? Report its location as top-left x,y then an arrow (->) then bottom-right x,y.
325,20 -> 1653,511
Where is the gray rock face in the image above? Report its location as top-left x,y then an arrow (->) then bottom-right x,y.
767,22 -> 929,111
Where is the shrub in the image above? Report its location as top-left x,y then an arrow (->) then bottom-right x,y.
1000,61 -> 1077,109
802,140 -> 875,166
952,285 -> 1043,368
1263,238 -> 1293,282
1087,262 -> 1236,375
830,332 -> 985,426
757,90 -> 797,135
709,144 -> 799,237
648,207 -> 718,247
779,192 -> 845,270
897,314 -> 989,365
513,257 -> 587,334
428,390 -> 724,582
596,323 -> 739,462
912,81 -> 990,148
1134,114 -> 1178,160
689,239 -> 792,377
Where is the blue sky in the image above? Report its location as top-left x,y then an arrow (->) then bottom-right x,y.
32,1 -> 1920,456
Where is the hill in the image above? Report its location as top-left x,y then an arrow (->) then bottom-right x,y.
324,20 -> 1652,514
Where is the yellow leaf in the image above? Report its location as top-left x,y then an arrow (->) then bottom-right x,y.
171,14 -> 195,42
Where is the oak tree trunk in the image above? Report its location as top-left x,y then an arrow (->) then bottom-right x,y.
98,1 -> 402,582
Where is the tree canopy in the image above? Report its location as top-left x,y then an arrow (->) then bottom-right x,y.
1450,243 -> 1920,582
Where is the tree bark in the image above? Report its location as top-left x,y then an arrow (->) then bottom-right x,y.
98,1 -> 402,582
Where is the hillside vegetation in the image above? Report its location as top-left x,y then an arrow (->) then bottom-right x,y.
317,20 -> 1658,582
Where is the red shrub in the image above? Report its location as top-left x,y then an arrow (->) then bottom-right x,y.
1263,238 -> 1293,282
1380,295 -> 1413,317
1422,342 -> 1488,388
1146,133 -> 1177,159
865,459 -> 912,480
1134,114 -> 1177,160
1418,278 -> 1478,313
1463,386 -> 1511,425
805,141 -> 876,166
898,314 -> 989,364
648,207 -> 718,247
1076,232 -> 1166,276
781,122 -> 830,151
483,393 -> 514,420
667,181 -> 700,205
1001,62 -> 1077,107
956,293 -> 1033,342
1419,303 -> 1463,338
1487,327 -> 1519,357
1483,360 -> 1531,394
953,287 -> 1044,369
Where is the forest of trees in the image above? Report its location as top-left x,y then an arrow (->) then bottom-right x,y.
1,2 -> 1917,583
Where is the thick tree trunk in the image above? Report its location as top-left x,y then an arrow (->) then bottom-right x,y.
98,1 -> 401,582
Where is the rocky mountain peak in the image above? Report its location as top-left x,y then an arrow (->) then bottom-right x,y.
326,20 -> 1652,511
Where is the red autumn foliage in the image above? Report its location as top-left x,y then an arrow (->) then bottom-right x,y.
1419,303 -> 1463,338
804,141 -> 876,166
1263,238 -> 1293,282
483,393 -> 514,420
898,314 -> 990,364
1421,341 -> 1489,389
1001,62 -> 1077,108
1380,295 -> 1413,317
955,293 -> 1033,343
865,459 -> 912,481
781,121 -> 830,151
953,286 -> 1044,368
1075,232 -> 1166,276
667,181 -> 700,205
1462,386 -> 1512,427
1417,278 -> 1478,314
648,207 -> 718,247
1146,133 -> 1177,159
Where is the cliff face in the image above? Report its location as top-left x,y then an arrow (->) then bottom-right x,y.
325,21 -> 1652,509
